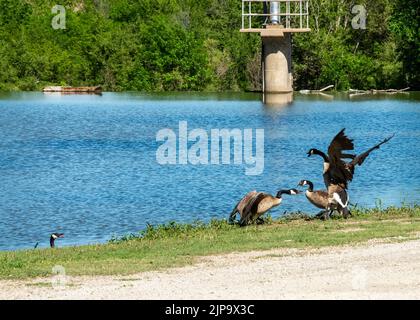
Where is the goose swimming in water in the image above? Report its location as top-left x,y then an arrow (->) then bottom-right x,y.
232,189 -> 301,226
50,233 -> 64,248
298,180 -> 350,219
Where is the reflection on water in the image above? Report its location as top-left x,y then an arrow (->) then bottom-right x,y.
263,92 -> 293,106
0,91 -> 419,250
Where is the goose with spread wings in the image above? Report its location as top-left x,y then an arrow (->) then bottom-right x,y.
306,129 -> 393,219
307,129 -> 394,189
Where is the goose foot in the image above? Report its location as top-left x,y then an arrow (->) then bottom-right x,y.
340,207 -> 352,219
238,218 -> 248,227
343,210 -> 352,219
321,209 -> 333,220
256,217 -> 264,225
315,210 -> 330,220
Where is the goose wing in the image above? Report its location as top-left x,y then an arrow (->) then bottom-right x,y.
236,190 -> 259,216
346,134 -> 394,174
229,190 -> 259,223
240,192 -> 269,225
327,129 -> 355,188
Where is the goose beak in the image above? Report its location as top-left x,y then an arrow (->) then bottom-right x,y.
306,152 -> 312,157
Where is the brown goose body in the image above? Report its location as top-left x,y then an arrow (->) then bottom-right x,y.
298,180 -> 329,209
327,184 -> 350,215
299,180 -> 350,219
229,190 -> 259,223
239,192 -> 282,226
306,189 -> 329,209
232,189 -> 300,226
244,192 -> 282,218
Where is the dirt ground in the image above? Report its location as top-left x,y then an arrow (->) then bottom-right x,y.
1,239 -> 419,300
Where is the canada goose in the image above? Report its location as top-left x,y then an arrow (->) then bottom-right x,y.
229,190 -> 259,224
298,180 -> 350,219
307,129 -> 394,189
297,180 -> 329,210
50,233 -> 64,248
238,189 -> 301,226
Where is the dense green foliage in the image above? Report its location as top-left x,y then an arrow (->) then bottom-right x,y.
294,0 -> 419,90
0,0 -> 418,91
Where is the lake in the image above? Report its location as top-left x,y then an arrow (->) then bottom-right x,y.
0,91 -> 419,250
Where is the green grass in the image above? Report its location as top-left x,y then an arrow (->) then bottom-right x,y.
1,206 -> 419,280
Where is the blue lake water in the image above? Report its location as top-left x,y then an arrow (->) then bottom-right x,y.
0,91 -> 419,250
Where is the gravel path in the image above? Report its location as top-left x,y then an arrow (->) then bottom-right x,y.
1,239 -> 419,300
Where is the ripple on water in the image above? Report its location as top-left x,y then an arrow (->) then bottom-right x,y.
0,92 -> 419,250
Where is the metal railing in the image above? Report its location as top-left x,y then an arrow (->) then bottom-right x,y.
241,0 -> 310,31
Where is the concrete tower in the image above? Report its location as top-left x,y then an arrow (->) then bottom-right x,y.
241,1 -> 310,93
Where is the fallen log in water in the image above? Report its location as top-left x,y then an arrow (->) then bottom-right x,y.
43,86 -> 102,93
299,85 -> 334,94
371,87 -> 410,94
349,88 -> 369,94
318,84 -> 335,92
349,87 -> 410,95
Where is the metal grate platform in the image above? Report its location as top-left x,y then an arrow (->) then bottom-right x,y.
241,0 -> 310,33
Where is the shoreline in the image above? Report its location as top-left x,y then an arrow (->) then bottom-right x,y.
1,89 -> 419,94
0,206 -> 419,280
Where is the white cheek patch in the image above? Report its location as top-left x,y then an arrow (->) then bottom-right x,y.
52,234 -> 58,239
290,190 -> 297,195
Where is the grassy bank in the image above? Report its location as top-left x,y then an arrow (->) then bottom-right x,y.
1,206 -> 419,280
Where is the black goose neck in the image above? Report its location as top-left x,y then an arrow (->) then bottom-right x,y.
313,149 -> 329,162
306,181 -> 314,191
277,190 -> 289,198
